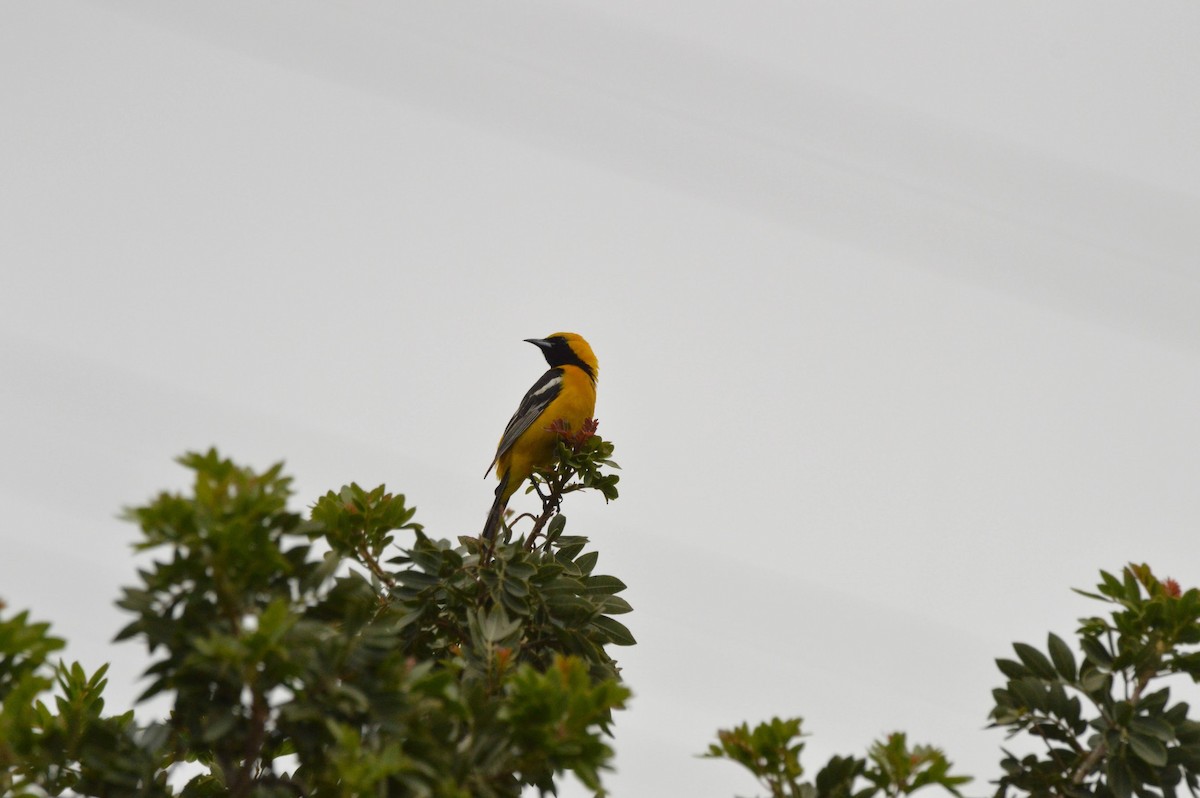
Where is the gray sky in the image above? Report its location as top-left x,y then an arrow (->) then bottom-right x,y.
3,2 -> 1200,796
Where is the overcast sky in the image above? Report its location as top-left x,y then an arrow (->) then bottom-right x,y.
3,2 -> 1200,796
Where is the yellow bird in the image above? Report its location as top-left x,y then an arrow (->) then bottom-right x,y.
483,333 -> 599,540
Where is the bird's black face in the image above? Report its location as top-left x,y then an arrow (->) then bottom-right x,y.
525,336 -> 594,378
525,335 -> 568,364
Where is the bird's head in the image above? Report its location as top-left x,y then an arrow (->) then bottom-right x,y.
525,332 -> 598,381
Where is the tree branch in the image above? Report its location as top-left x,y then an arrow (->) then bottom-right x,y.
230,685 -> 269,797
524,468 -> 570,551
1071,669 -> 1153,785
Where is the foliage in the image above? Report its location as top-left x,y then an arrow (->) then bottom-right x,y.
0,606 -> 166,797
705,717 -> 968,798
990,564 -> 1200,798
497,418 -> 619,556
711,564 -> 1200,798
10,418 -> 1200,798
1,426 -> 630,797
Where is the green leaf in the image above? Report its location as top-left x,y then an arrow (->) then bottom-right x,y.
996,658 -> 1030,680
395,570 -> 440,589
1122,568 -> 1142,602
590,615 -> 636,646
545,514 -> 568,542
1138,688 -> 1169,716
1080,637 -> 1113,669
1107,756 -> 1133,798
1047,633 -> 1077,681
1080,669 -> 1110,693
1010,678 -> 1045,712
502,578 -> 530,598
600,595 -> 634,615
1129,734 -> 1169,767
580,575 -> 627,596
504,560 -> 537,580
574,551 -> 599,575
555,534 -> 588,561
1013,642 -> 1058,679
1046,681 -> 1070,718
1130,716 -> 1175,743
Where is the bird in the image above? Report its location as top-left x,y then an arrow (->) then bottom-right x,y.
483,333 -> 599,541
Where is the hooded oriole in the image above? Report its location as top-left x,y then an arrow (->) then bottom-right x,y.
483,333 -> 598,540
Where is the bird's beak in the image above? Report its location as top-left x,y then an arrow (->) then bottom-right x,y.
524,338 -> 553,349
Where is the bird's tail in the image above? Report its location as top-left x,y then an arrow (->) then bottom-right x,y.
482,473 -> 511,541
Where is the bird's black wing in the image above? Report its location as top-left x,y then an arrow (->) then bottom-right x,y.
484,367 -> 563,477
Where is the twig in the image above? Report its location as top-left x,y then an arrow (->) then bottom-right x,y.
523,468 -> 570,551
355,544 -> 396,590
1071,669 -> 1153,784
